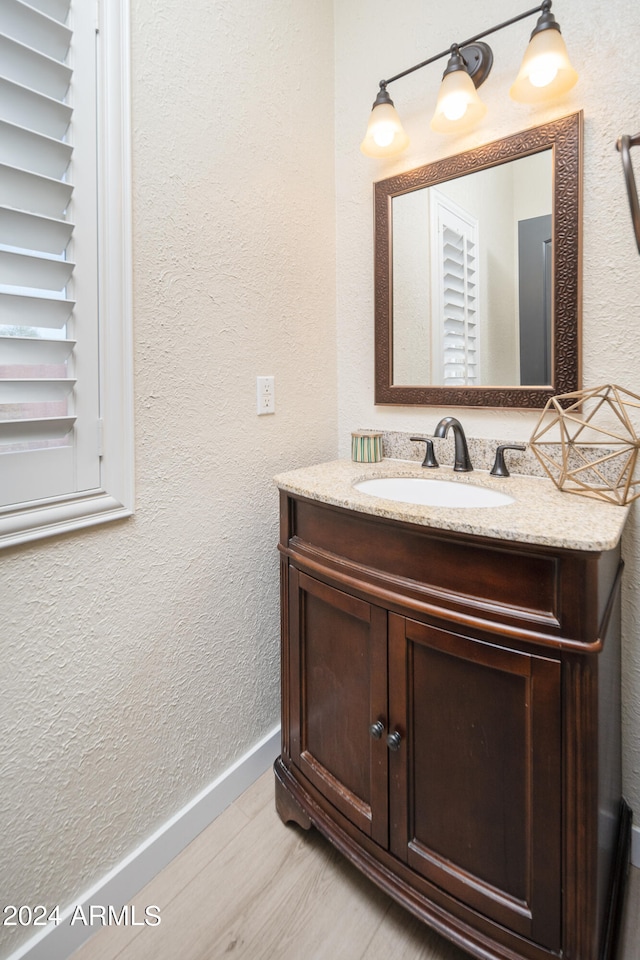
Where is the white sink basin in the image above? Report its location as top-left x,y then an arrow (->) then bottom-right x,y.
354,476 -> 514,509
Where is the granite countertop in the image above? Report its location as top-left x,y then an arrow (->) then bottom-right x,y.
274,458 -> 630,552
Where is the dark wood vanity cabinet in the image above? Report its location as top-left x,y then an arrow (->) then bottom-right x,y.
274,492 -> 631,960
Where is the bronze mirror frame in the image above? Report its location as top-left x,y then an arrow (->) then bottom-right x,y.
374,111 -> 582,408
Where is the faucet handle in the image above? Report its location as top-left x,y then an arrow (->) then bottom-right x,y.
410,436 -> 439,468
490,444 -> 526,478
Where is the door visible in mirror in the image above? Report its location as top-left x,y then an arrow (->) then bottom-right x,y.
392,151 -> 552,388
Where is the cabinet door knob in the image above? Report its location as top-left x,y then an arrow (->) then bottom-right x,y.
386,731 -> 402,751
369,721 -> 385,739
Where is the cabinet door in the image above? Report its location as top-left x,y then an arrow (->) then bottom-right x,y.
388,615 -> 562,951
289,568 -> 388,846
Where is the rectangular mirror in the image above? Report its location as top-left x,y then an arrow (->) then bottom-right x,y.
374,112 -> 582,407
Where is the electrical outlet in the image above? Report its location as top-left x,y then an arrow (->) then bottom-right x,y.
256,376 -> 275,415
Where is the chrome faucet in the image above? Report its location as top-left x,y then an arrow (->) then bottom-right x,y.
434,417 -> 473,472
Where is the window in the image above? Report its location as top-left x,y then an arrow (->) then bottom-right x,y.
0,0 -> 133,547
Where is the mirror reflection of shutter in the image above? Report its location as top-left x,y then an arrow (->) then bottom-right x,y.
430,190 -> 480,386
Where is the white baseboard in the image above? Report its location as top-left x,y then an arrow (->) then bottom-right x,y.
632,821 -> 640,868
7,725 -> 281,960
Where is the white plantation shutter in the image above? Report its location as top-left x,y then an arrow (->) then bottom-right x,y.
0,0 -> 78,458
430,191 -> 480,387
0,0 -> 133,546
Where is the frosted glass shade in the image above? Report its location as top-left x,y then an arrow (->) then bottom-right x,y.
430,68 -> 487,134
510,28 -> 578,103
360,101 -> 409,158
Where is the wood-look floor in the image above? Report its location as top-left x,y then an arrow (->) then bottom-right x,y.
72,770 -> 639,960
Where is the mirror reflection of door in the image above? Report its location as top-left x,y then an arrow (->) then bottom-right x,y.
518,215 -> 552,386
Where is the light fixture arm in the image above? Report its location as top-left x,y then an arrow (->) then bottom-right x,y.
379,1 -> 550,91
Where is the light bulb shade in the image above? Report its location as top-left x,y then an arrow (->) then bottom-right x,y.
360,100 -> 409,158
430,67 -> 487,134
510,27 -> 578,103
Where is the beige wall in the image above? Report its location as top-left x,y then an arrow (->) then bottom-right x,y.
3,4 -> 640,957
0,2 -> 336,957
335,0 -> 640,827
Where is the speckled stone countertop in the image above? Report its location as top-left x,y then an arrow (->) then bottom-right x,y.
274,459 -> 630,552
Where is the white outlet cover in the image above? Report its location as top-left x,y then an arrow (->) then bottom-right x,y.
256,376 -> 275,415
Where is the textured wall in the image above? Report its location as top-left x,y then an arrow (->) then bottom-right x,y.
0,2 -> 336,957
335,0 -> 640,823
3,6 -> 639,957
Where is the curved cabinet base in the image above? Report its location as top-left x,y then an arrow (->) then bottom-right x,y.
274,757 -> 631,960
274,758 -> 312,831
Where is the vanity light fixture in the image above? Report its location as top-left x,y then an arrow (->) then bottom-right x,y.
510,4 -> 578,102
360,85 -> 410,158
430,45 -> 489,134
360,0 -> 578,158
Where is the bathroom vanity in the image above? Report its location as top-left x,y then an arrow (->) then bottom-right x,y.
274,459 -> 631,960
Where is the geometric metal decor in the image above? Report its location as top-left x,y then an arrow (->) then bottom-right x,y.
529,384 -> 640,505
